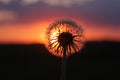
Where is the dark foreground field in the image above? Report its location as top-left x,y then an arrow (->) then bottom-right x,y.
0,42 -> 120,80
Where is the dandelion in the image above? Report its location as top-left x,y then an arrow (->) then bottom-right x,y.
47,19 -> 84,57
46,19 -> 85,80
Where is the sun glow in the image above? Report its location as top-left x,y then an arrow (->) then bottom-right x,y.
0,21 -> 49,44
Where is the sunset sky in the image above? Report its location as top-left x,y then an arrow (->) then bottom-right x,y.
0,0 -> 120,44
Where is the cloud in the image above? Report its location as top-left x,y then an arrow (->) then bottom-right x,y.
0,0 -> 96,7
0,0 -> 11,4
21,0 -> 95,7
21,0 -> 39,5
0,10 -> 16,23
42,0 -> 95,7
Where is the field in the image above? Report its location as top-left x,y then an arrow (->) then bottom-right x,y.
0,42 -> 120,80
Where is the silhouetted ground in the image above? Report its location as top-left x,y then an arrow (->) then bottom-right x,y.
0,41 -> 120,80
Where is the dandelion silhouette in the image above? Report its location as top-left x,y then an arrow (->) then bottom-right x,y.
46,19 -> 85,80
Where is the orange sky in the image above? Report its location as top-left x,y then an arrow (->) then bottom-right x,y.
0,21 -> 48,44
0,19 -> 120,44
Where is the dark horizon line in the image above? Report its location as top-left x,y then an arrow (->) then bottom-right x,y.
0,40 -> 119,45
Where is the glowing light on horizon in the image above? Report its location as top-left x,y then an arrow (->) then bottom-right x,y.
0,22 -> 49,44
0,20 -> 120,44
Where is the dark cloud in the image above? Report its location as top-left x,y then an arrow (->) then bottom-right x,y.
0,0 -> 120,28
77,0 -> 120,27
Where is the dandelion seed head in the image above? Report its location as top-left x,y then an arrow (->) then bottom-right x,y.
46,19 -> 85,57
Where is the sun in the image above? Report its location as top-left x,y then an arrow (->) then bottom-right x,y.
46,19 -> 85,57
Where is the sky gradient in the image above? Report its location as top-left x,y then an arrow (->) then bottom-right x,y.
0,0 -> 120,44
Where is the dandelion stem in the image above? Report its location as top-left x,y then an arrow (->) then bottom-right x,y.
60,47 -> 67,80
